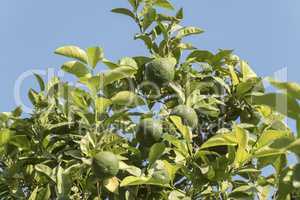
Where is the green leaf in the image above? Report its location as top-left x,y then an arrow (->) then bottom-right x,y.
176,27 -> 204,39
176,8 -> 184,20
293,164 -> 300,188
128,0 -> 139,10
87,47 -> 104,68
61,61 -> 90,78
111,8 -> 136,20
200,133 -> 237,149
37,185 -> 51,200
249,93 -> 300,119
104,177 -> 119,193
111,91 -> 144,107
154,0 -> 174,10
79,75 -> 102,94
163,160 -> 180,182
287,139 -> 300,155
119,161 -> 142,176
254,147 -> 285,158
80,133 -> 94,157
120,175 -> 169,187
269,78 -> 300,100
80,66 -> 137,93
12,106 -> 22,117
234,126 -> 248,149
10,135 -> 31,150
0,129 -> 12,146
35,164 -> 56,182
240,60 -> 257,81
120,57 -> 138,69
135,34 -> 153,50
187,50 -> 214,64
120,176 -> 150,187
168,191 -> 190,200
256,130 -> 290,149
297,118 -> 300,138
103,59 -> 120,69
103,66 -> 137,86
148,143 -> 166,167
169,116 -> 192,145
28,186 -> 38,200
233,127 -> 250,167
163,134 -> 189,157
28,89 -> 40,105
213,76 -> 231,94
57,166 -> 72,196
169,82 -> 185,104
228,65 -> 239,86
34,73 -> 45,91
55,45 -> 88,64
143,7 -> 156,31
95,97 -> 112,114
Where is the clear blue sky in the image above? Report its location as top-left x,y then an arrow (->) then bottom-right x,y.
0,0 -> 299,112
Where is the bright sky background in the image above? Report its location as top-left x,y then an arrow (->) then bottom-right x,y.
0,0 -> 299,112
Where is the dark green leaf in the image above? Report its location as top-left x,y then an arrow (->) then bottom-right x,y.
111,8 -> 136,20
143,7 -> 156,31
148,143 -> 166,167
61,61 -> 90,78
34,73 -> 45,91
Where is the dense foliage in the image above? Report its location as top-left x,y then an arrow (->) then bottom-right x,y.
1,0 -> 300,199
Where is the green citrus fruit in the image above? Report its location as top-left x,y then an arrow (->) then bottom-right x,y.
145,57 -> 176,86
240,110 -> 260,125
171,105 -> 198,128
92,151 -> 119,178
136,118 -> 163,146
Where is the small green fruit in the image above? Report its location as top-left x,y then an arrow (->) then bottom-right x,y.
136,118 -> 163,146
145,57 -> 176,86
240,110 -> 260,125
92,151 -> 119,178
171,105 -> 198,128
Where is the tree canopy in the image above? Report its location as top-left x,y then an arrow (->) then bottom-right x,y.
1,0 -> 300,199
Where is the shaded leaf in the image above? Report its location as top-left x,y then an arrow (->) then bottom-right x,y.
10,135 -> 31,150
143,7 -> 156,31
293,164 -> 300,188
35,164 -> 56,182
103,59 -> 119,69
148,143 -> 166,167
61,61 -> 90,78
34,73 -> 45,91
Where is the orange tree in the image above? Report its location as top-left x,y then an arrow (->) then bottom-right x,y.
1,0 -> 300,199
